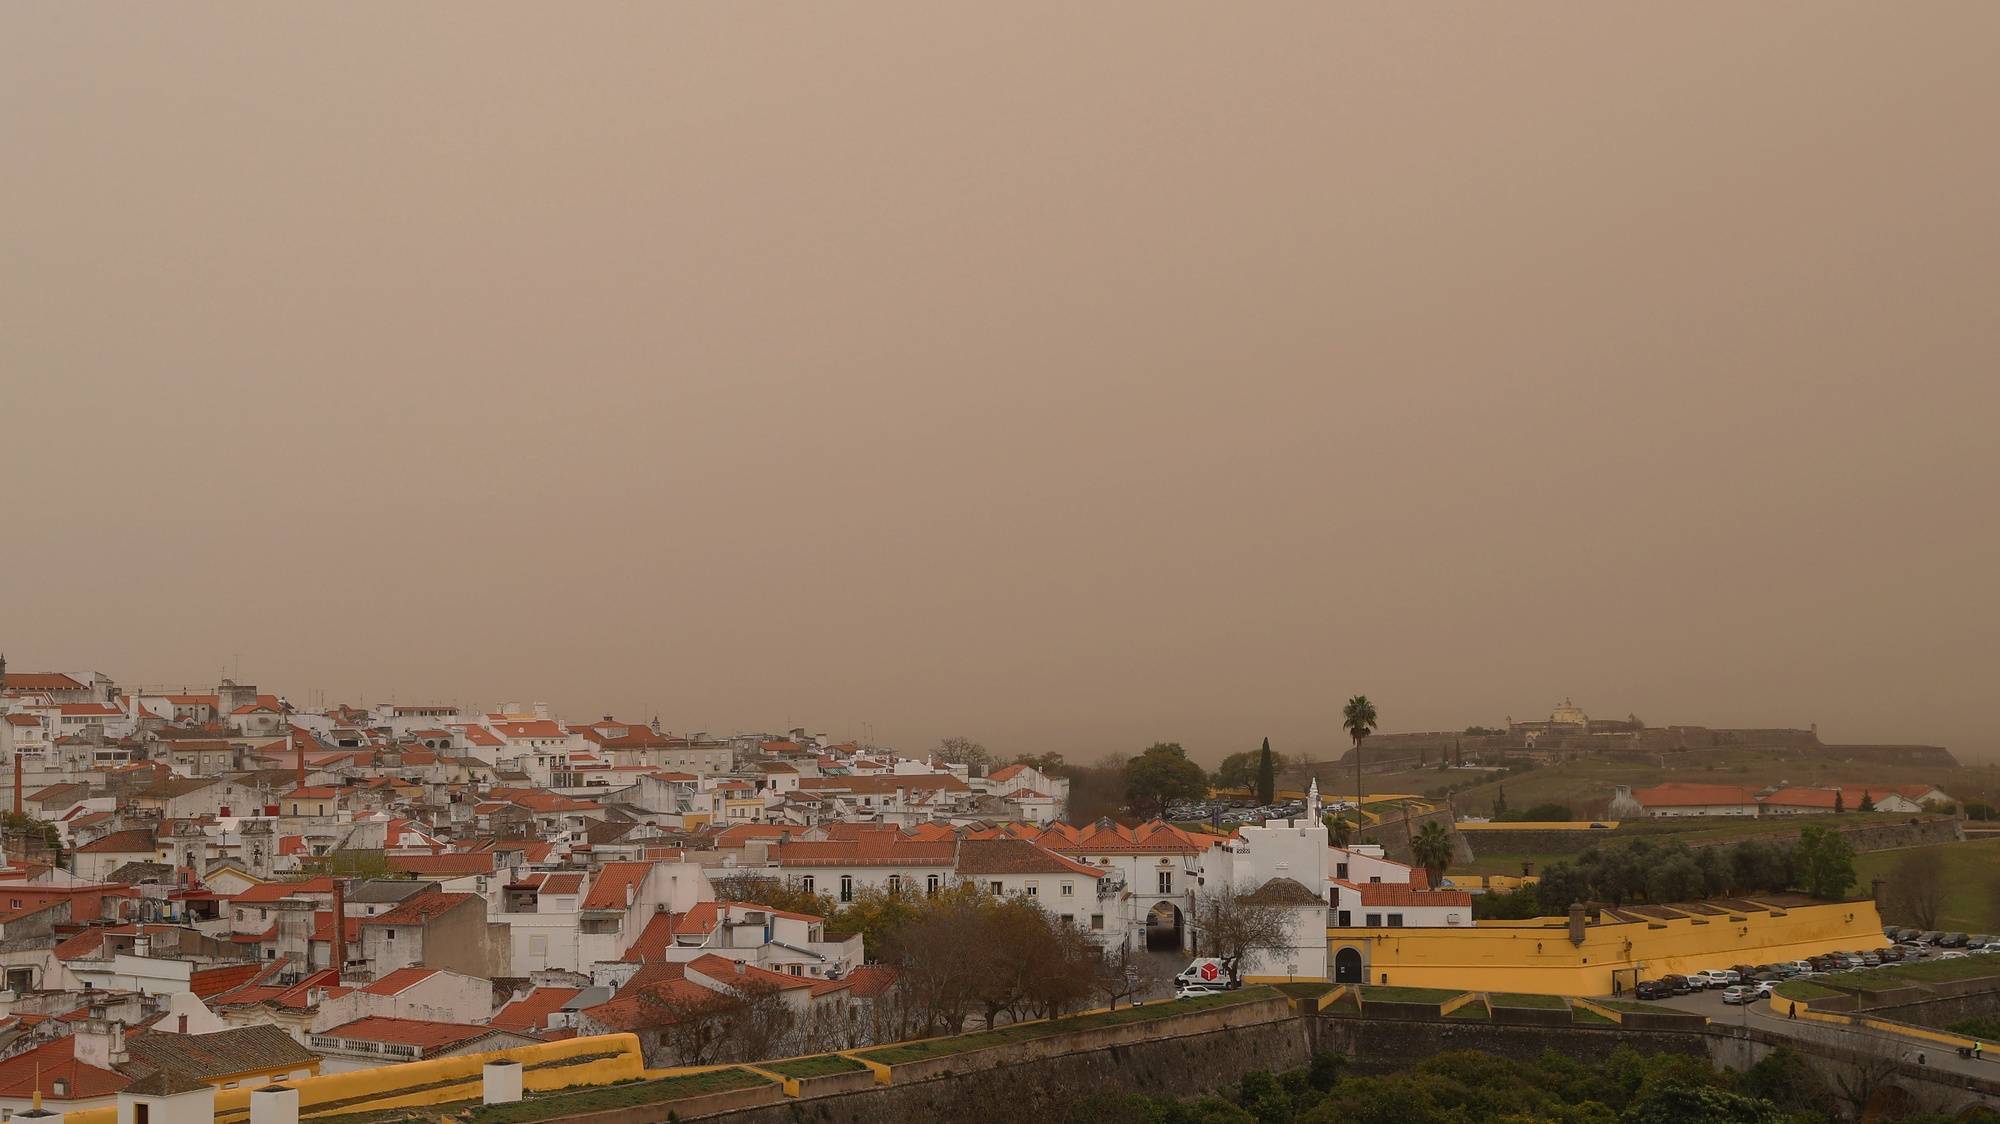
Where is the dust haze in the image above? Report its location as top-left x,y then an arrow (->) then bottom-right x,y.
4,4 -> 1996,763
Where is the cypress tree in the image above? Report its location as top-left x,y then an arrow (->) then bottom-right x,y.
1255,737 -> 1276,805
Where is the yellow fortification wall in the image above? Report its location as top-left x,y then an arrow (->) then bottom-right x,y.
1331,898 -> 1883,994
62,1032 -> 648,1124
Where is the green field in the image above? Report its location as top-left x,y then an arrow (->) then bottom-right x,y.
1775,980 -> 1842,1001
470,1070 -> 774,1123
1358,986 -> 1465,1005
1489,993 -> 1568,1009
1571,1005 -> 1614,1025
1855,837 -> 2000,933
763,1055 -> 867,1078
1445,999 -> 1491,1021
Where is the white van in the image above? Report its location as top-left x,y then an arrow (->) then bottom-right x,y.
1175,958 -> 1235,990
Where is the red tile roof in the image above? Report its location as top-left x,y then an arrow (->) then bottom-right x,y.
582,862 -> 652,911
492,986 -> 581,1033
0,1035 -> 128,1100
2,672 -> 83,691
361,967 -> 440,995
191,962 -> 267,998
230,878 -> 335,903
318,1016 -> 499,1050
360,891 -> 477,927
1628,783 -> 1758,808
685,953 -> 814,991
75,828 -> 160,854
387,853 -> 497,876
1352,883 -> 1473,907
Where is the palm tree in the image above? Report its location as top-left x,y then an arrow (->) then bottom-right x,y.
1324,812 -> 1353,849
1342,695 -> 1378,816
1411,821 -> 1454,888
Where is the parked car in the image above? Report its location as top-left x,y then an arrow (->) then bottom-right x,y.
1967,935 -> 1993,950
1660,974 -> 1695,995
1894,927 -> 1922,942
1939,933 -> 1971,948
1721,986 -> 1757,1005
1175,980 -> 1230,999
1918,931 -> 1945,945
1753,981 -> 1777,998
1939,951 -> 1970,961
1876,947 -> 1903,962
1698,969 -> 1737,987
1860,953 -> 1881,967
1634,980 -> 1665,1000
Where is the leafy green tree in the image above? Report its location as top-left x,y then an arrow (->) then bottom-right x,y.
1255,738 -> 1276,805
1212,751 -> 1259,792
1342,696 -> 1377,811
1410,821 -> 1454,888
1794,824 -> 1857,899
1012,751 -> 1066,773
1621,1084 -> 1782,1123
1124,742 -> 1208,820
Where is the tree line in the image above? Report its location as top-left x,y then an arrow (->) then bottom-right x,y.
1474,827 -> 1858,919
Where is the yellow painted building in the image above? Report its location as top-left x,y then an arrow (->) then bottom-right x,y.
1329,897 -> 1884,995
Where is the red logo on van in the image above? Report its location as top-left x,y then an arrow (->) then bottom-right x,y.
1199,962 -> 1220,982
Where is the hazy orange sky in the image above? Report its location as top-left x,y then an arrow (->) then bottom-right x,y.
5,4 -> 1996,765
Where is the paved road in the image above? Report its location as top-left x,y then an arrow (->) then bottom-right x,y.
1644,986 -> 1998,1082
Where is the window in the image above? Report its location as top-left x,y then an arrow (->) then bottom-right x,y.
385,929 -> 396,941
1365,913 -> 1381,926
800,875 -> 815,893
236,909 -> 245,922
1335,862 -> 1348,880
1337,910 -> 1351,927
1091,914 -> 1104,930
1368,876 -> 1381,884
788,964 -> 801,975
8,899 -> 17,909
1387,914 -> 1404,927
926,875 -> 939,895
990,881 -> 1004,895
887,874 -> 902,893
1060,882 -> 1073,897
839,875 -> 853,903
1024,881 -> 1038,896
1157,871 -> 1172,894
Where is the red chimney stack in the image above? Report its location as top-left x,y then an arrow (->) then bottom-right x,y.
330,877 -> 346,983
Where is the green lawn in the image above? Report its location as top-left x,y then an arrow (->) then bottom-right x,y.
1275,982 -> 1336,999
860,989 -> 1275,1065
1445,1000 -> 1490,1021
1855,837 -> 2000,933
1359,986 -> 1466,1005
763,1055 -> 866,1078
1775,980 -> 1843,1001
1571,1006 -> 1615,1025
469,1070 -> 773,1123
1592,1000 -> 1658,1015
1489,993 -> 1569,1009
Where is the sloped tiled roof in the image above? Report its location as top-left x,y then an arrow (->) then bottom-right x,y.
954,838 -> 1102,878
492,986 -> 582,1033
122,1023 -> 317,1083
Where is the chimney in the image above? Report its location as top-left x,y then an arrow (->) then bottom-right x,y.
330,878 -> 347,982
12,746 -> 21,817
177,1015 -> 188,1033
250,1085 -> 300,1124
1567,903 -> 1588,946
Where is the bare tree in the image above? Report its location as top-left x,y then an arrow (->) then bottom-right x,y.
1883,848 -> 1947,930
1092,940 -> 1163,1010
1190,882 -> 1292,984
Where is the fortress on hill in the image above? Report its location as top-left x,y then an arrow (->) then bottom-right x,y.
1339,699 -> 1959,770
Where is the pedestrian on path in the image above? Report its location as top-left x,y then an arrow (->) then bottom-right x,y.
1788,1002 -> 1797,1019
